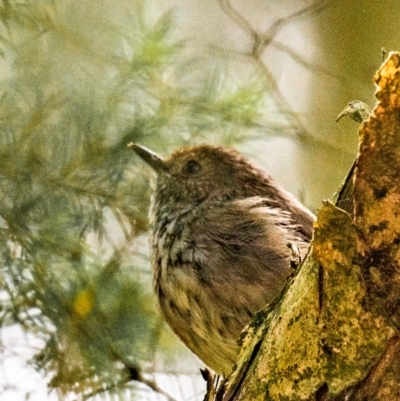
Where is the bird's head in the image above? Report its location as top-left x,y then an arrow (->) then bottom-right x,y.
128,143 -> 272,206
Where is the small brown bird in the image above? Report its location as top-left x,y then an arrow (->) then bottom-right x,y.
129,143 -> 315,375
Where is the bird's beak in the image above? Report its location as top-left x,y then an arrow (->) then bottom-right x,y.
336,100 -> 371,124
127,143 -> 168,173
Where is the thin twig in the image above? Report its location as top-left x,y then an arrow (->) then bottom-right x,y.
79,369 -> 179,401
218,0 -> 258,40
139,373 -> 180,401
271,41 -> 346,83
261,1 -> 330,49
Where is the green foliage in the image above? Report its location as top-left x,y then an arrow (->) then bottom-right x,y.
0,0 -> 276,399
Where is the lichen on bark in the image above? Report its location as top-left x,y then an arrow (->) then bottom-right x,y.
220,52 -> 400,401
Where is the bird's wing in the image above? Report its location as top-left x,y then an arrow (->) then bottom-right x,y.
191,197 -> 309,308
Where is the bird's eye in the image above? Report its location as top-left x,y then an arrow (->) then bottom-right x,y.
181,159 -> 202,175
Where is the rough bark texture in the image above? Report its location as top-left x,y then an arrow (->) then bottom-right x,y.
209,52 -> 400,401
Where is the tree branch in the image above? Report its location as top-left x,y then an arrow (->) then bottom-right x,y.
218,0 -> 331,138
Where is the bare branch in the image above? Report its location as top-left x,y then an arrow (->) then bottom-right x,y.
79,371 -> 180,401
218,0 -> 258,40
217,0 -> 332,138
261,1 -> 330,49
271,40 -> 345,82
251,55 -> 308,138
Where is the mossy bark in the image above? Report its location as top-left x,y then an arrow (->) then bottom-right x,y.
213,52 -> 400,401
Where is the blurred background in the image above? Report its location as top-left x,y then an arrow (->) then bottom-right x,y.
0,0 -> 399,400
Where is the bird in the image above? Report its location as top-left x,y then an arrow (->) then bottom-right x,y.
129,143 -> 315,375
